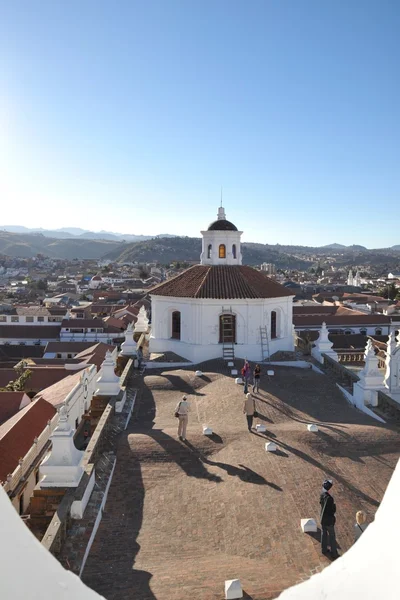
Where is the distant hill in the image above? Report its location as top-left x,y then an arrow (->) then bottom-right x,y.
103,236 -> 312,269
323,243 -> 367,251
0,231 -> 122,259
0,225 -> 170,243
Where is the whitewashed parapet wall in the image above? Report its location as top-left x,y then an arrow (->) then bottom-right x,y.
384,332 -> 400,402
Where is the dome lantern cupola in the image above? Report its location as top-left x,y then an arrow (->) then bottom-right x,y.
200,205 -> 242,266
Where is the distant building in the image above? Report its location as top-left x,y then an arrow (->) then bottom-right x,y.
261,263 -> 276,276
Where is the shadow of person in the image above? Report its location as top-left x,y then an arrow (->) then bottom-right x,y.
251,429 -> 277,438
209,432 -> 223,443
161,373 -> 206,396
263,433 -> 380,507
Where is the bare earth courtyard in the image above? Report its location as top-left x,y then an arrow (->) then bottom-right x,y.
82,363 -> 400,600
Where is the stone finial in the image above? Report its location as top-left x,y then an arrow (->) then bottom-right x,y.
319,322 -> 330,342
311,322 -> 338,364
134,305 -> 149,333
364,338 -> 375,360
39,411 -> 84,488
384,332 -> 398,391
120,323 -> 136,357
95,351 -> 121,396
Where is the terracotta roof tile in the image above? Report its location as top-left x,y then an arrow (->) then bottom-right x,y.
61,319 -> 104,328
0,325 -> 61,339
44,341 -> 97,354
149,265 -> 294,300
0,398 -> 56,482
293,313 -> 390,327
0,392 -> 30,425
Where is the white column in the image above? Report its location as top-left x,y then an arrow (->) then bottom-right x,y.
40,405 -> 84,488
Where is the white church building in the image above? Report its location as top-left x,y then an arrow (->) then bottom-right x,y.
149,206 -> 294,363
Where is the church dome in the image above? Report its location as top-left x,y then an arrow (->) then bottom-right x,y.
207,219 -> 238,231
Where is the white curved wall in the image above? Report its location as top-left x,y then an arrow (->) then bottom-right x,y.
0,486 -> 104,600
149,295 -> 294,362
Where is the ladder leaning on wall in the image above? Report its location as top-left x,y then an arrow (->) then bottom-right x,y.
260,325 -> 271,363
221,306 -> 235,361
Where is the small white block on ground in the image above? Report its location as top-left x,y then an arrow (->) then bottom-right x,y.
232,370 -> 238,376
301,518 -> 318,533
202,426 -> 213,436
225,579 -> 243,599
267,370 -> 275,376
256,424 -> 266,433
227,361 -> 234,367
265,442 -> 277,452
195,370 -> 203,377
307,423 -> 319,432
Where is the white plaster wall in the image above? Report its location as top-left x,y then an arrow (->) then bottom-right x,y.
150,295 -> 294,362
0,486 -> 105,600
71,469 -> 95,519
11,469 -> 37,514
64,365 -> 97,429
200,230 -> 243,265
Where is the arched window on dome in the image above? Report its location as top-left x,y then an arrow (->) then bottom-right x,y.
207,244 -> 212,259
171,311 -> 181,340
232,244 -> 236,259
271,311 -> 277,339
219,244 -> 226,259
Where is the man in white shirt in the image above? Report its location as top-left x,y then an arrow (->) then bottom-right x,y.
175,395 -> 190,441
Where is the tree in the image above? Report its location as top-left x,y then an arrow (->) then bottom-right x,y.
379,283 -> 398,300
0,369 -> 32,392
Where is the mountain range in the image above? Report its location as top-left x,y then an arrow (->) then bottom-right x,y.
0,228 -> 399,271
0,225 -> 176,243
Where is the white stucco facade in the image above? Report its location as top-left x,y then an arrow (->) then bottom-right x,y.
150,293 -> 294,363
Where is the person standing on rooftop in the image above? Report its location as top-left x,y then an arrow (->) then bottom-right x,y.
175,395 -> 190,441
253,363 -> 261,393
320,479 -> 339,559
243,392 -> 256,432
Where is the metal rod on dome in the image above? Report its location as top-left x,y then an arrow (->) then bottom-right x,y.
220,187 -> 223,207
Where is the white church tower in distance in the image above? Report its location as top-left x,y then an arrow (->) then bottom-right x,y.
200,205 -> 243,266
149,205 -> 294,363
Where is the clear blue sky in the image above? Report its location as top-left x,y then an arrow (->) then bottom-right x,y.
1,1 -> 399,247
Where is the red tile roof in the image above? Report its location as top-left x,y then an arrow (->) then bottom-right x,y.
0,325 -> 61,339
35,370 -> 86,408
0,398 -> 56,482
293,313 -> 390,327
61,319 -> 104,328
0,366 -> 83,394
0,392 -> 30,425
149,265 -> 294,300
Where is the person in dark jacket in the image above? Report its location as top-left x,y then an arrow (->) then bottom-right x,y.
253,364 -> 261,393
320,479 -> 339,558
